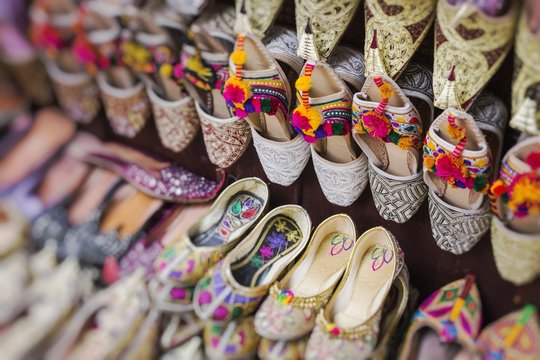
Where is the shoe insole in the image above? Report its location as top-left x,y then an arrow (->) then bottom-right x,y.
161,204 -> 212,247
100,187 -> 163,239
293,232 -> 352,297
67,169 -> 119,226
385,143 -> 418,176
192,191 -> 263,247
334,244 -> 395,329
230,215 -> 302,288
107,67 -> 137,89
316,135 -> 357,163
414,328 -> 467,360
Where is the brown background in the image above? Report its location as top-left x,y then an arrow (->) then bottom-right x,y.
78,0 -> 538,326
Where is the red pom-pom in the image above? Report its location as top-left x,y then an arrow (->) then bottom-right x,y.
526,151 -> 540,170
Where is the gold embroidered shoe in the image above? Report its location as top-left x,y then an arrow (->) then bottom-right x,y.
295,0 -> 361,61
254,214 -> 356,341
398,275 -> 482,360
509,6 -> 540,137
258,336 -> 309,360
305,227 -> 408,360
364,0 -> 436,79
234,0 -> 284,37
489,136 -> 540,285
204,317 -> 261,360
193,205 -> 311,322
293,60 -> 368,207
433,0 -> 518,110
476,304 -> 540,360
226,28 -> 310,186
353,47 -> 433,223
155,178 -> 269,288
423,91 -> 508,254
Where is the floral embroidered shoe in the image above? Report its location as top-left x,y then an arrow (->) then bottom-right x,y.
353,46 -> 433,223
254,214 -> 356,341
304,227 -> 407,360
204,317 -> 261,360
476,304 -> 540,360
160,312 -> 204,350
258,336 -> 308,360
398,274 -> 482,360
433,0 -> 518,110
155,178 -> 268,288
182,6 -> 250,168
293,60 -> 368,207
295,0 -> 361,61
364,0 -> 436,79
489,136 -> 540,285
193,205 -> 311,322
423,92 -> 507,254
226,28 -> 310,186
509,6 -> 540,137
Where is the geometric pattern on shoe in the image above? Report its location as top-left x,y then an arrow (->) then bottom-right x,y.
368,162 -> 427,224
427,191 -> 491,255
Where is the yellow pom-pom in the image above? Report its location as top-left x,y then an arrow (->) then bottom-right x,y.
306,107 -> 322,130
231,50 -> 247,66
354,121 -> 365,134
160,63 -> 173,78
446,123 -> 465,140
379,83 -> 394,99
398,137 -> 415,150
296,76 -> 312,92
424,156 -> 436,169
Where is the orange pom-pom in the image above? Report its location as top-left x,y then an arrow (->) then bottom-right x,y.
379,83 -> 394,99
231,50 -> 247,66
295,76 -> 312,92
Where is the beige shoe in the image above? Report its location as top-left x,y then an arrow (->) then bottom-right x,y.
258,336 -> 308,360
489,136 -> 540,285
254,214 -> 355,341
0,201 -> 27,258
204,317 -> 261,360
305,227 -> 408,360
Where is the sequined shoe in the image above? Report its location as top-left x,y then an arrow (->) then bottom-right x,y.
423,91 -> 507,254
398,274 -> 482,360
305,227 -> 408,360
489,136 -> 540,285
204,317 -> 261,360
193,205 -> 311,322
292,60 -> 368,207
476,304 -> 540,360
353,44 -> 433,223
155,177 -> 268,291
226,28 -> 310,186
254,214 -> 356,341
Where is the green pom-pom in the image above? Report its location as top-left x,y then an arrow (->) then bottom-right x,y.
261,98 -> 271,113
388,131 -> 401,145
332,122 -> 345,135
473,177 -> 488,192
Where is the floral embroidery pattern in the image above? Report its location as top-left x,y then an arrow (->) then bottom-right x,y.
490,151 -> 540,218
352,77 -> 422,150
423,114 -> 491,193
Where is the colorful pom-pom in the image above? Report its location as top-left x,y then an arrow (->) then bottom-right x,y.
526,151 -> 540,170
159,63 -> 173,78
223,77 -> 250,108
278,290 -> 294,305
231,50 -> 247,66
446,123 -> 465,140
397,136 -> 415,150
295,76 -> 312,92
379,83 -> 394,100
326,323 -> 341,336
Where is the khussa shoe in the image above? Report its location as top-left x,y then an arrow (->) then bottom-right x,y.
433,0 -> 518,110
305,227 -> 408,360
398,275 -> 482,360
353,38 -> 431,223
226,28 -> 310,186
254,214 -> 356,341
193,205 -> 311,322
295,0 -> 361,61
154,178 -> 268,299
423,93 -> 507,255
476,304 -> 540,360
258,336 -> 308,360
204,317 -> 261,360
234,0 -> 284,37
293,61 -> 368,207
182,6 -> 251,168
364,0 -> 435,79
160,312 -> 204,350
489,136 -> 540,285
509,6 -> 540,137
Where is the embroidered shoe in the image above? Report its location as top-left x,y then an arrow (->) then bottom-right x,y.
204,317 -> 261,360
233,0 -> 284,37
226,28 -> 310,186
353,47 -> 432,223
258,336 -> 308,360
398,275 -> 482,360
155,177 -> 269,288
305,227 -> 408,360
476,304 -> 540,360
433,0 -> 518,110
293,60 -> 368,207
254,214 -> 356,341
364,0 -> 436,79
423,91 -> 507,254
489,136 -> 540,285
193,205 -> 311,322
